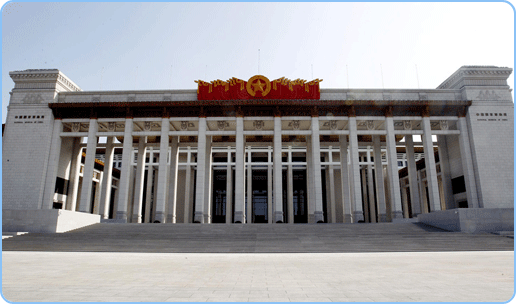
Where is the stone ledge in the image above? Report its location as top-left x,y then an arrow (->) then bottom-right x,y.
418,208 -> 514,233
2,209 -> 100,233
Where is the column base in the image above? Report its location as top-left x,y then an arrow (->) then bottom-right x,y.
352,211 -> 364,223
308,214 -> 315,224
391,210 -> 403,220
166,215 -> 176,223
115,211 -> 127,222
314,211 -> 324,223
274,211 -> 284,223
343,214 -> 352,223
154,211 -> 166,223
193,211 -> 204,223
131,215 -> 142,223
234,211 -> 244,223
203,214 -> 211,224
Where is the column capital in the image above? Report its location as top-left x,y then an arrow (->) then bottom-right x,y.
457,106 -> 467,118
236,106 -> 244,117
199,106 -> 206,118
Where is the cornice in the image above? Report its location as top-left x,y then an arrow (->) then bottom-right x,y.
437,66 -> 512,89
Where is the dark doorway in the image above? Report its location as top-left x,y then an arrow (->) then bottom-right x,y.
252,170 -> 268,223
212,170 -> 227,223
293,170 -> 308,223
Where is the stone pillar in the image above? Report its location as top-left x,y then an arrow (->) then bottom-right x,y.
339,135 -> 351,223
131,136 -> 147,223
310,116 -> 324,223
385,116 -> 403,219
422,117 -> 441,212
226,149 -> 233,224
306,135 -> 315,222
42,119 -> 63,210
66,140 -> 82,211
184,148 -> 192,223
273,116 -> 284,223
144,166 -> 154,223
367,164 -> 376,223
234,116 -> 246,223
405,135 -> 421,216
79,119 -> 98,213
99,137 -> 115,219
194,117 -> 207,223
267,149 -> 273,224
418,171 -> 428,213
437,135 -> 454,209
401,183 -> 409,218
246,149 -> 253,223
167,136 -> 179,223
203,136 -> 213,224
155,118 -> 170,223
328,162 -> 336,223
116,118 -> 133,221
373,135 -> 387,222
361,167 -> 370,222
457,117 -> 479,208
348,117 -> 363,222
287,157 -> 294,224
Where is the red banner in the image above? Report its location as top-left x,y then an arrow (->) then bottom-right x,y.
195,75 -> 322,100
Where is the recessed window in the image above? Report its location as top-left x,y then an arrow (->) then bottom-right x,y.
41,116 -> 44,119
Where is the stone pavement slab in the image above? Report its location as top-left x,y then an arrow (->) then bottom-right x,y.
2,251 -> 514,302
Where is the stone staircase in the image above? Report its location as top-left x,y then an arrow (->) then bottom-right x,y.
2,222 -> 513,253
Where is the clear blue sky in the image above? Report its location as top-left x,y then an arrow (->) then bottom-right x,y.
1,2 -> 514,123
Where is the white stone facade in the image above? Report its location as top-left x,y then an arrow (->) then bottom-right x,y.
2,66 -> 513,226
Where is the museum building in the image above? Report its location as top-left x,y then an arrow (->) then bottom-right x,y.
2,66 -> 514,231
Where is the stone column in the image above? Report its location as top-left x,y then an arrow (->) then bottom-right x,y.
116,118 -> 133,221
310,116 -> 324,223
247,149 -> 253,223
226,149 -> 233,224
422,117 -> 441,212
203,136 -> 213,224
273,116 -> 284,223
144,166 -> 154,223
184,148 -> 192,223
401,183 -> 409,218
437,135 -> 454,209
385,116 -> 403,219
234,116 -> 246,223
167,136 -> 179,223
42,119 -> 63,210
348,117 -> 363,222
99,137 -> 115,219
306,135 -> 315,222
457,117 -> 479,208
339,135 -> 351,223
361,167 -> 370,222
79,119 -> 98,213
267,149 -> 273,224
367,164 -> 376,223
194,117 -> 207,223
418,171 -> 428,213
405,135 -> 421,216
373,135 -> 387,222
327,147 -> 336,223
287,157 -> 294,224
155,118 -> 170,223
131,136 -> 147,223
66,140 -> 82,211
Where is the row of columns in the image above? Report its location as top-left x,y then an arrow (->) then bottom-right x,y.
46,115 -> 478,223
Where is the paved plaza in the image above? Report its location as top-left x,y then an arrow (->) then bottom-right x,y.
2,250 -> 514,302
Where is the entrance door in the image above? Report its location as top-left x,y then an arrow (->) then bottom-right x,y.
212,170 -> 226,223
252,170 -> 268,223
293,170 -> 307,223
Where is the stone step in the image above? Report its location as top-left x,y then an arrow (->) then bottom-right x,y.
3,222 -> 513,253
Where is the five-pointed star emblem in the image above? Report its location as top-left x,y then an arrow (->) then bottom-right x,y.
252,79 -> 265,93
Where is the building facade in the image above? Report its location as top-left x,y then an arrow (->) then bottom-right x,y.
2,66 -> 513,227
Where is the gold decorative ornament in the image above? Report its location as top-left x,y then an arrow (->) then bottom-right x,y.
246,75 -> 271,97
